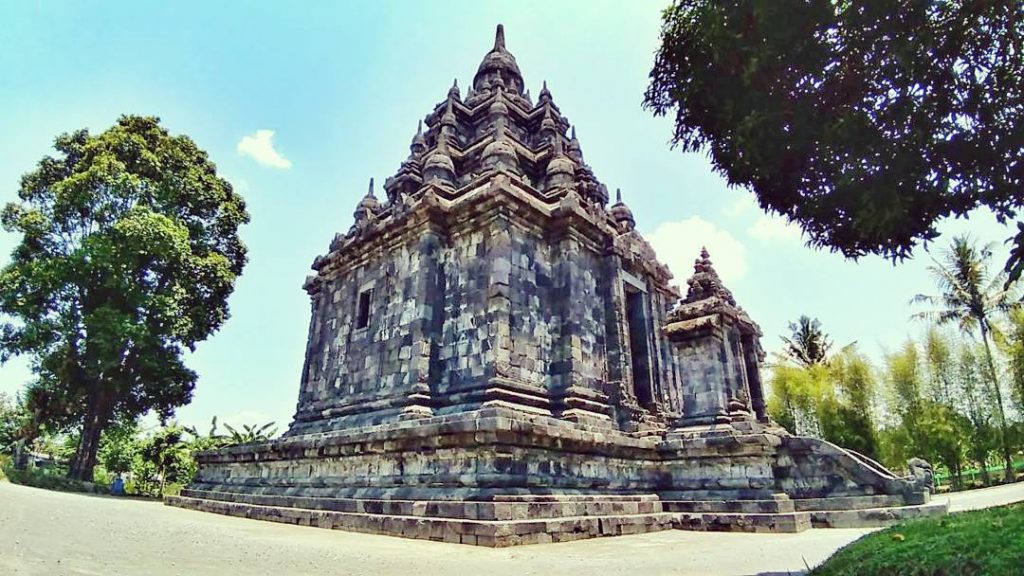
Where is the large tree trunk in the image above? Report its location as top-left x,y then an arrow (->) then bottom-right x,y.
980,326 -> 1014,483
67,393 -> 109,482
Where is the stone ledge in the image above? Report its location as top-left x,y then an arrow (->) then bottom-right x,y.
165,495 -> 813,546
807,501 -> 949,529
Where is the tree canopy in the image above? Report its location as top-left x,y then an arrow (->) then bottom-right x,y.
645,1 -> 1024,278
912,235 -> 1020,480
0,115 -> 249,480
781,315 -> 833,367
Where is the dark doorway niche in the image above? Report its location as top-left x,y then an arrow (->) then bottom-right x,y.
355,289 -> 373,330
625,285 -> 652,407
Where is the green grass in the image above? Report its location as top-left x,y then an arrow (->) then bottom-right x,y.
811,503 -> 1024,575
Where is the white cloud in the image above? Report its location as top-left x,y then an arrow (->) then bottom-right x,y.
646,216 -> 748,283
237,129 -> 292,169
723,194 -> 758,217
746,214 -> 803,242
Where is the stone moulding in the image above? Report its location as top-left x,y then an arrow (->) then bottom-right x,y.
167,407 -> 947,546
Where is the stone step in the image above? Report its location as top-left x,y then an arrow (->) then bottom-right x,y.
793,494 -> 906,512
165,495 -> 812,547
180,489 -> 662,520
807,502 -> 948,529
662,499 -> 795,514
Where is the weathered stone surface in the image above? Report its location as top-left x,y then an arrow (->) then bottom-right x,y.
171,24 -> 947,545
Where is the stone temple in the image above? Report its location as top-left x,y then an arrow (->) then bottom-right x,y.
168,26 -> 946,546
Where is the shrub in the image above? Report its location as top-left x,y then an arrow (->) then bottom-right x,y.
0,461 -> 106,494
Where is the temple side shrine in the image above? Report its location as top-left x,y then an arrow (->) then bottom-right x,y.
168,26 -> 946,546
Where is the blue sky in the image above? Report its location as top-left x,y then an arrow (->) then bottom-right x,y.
0,1 -> 1013,431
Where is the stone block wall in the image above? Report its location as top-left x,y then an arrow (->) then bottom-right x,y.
672,336 -> 730,424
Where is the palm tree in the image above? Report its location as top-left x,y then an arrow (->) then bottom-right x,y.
912,235 -> 1021,482
781,316 -> 834,367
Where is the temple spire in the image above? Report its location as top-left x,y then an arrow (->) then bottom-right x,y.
685,247 -> 736,305
354,176 -> 380,221
473,24 -> 523,93
568,125 -> 583,161
494,24 -> 506,50
610,188 -> 635,231
410,120 -> 426,155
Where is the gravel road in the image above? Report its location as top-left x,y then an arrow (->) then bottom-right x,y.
2,481 -> 1021,576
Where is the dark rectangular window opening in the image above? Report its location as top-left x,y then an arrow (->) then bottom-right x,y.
625,287 -> 653,408
355,289 -> 373,330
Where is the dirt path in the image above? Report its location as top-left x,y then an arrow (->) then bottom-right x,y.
2,481 -> 1022,576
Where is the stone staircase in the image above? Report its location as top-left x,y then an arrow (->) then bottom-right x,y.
165,486 -> 946,546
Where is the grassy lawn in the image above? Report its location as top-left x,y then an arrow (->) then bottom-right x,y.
811,502 -> 1024,575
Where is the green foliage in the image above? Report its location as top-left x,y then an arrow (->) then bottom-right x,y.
781,315 -> 833,367
183,416 -> 229,451
767,361 -> 828,436
0,115 -> 250,481
135,424 -> 194,497
768,341 -> 880,459
912,235 -> 1021,481
222,421 -> 277,445
0,392 -> 28,452
98,421 -> 140,475
645,1 -> 1024,279
0,460 -> 106,494
1005,309 -> 1024,415
811,502 -> 1024,575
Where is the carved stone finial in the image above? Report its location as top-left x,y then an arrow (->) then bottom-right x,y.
474,24 -> 523,93
494,24 -> 506,51
448,78 -> 460,99
441,97 -> 457,128
410,120 -> 426,155
684,248 -> 736,306
610,188 -> 635,231
423,133 -> 456,184
354,177 -> 380,221
540,80 -> 552,102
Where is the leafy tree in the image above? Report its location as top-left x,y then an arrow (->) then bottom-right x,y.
97,421 -> 141,476
913,236 -> 1020,481
923,327 -> 957,407
1005,309 -> 1024,416
781,315 -> 833,367
822,348 -> 878,459
183,416 -> 228,451
0,116 -> 249,481
137,424 -> 193,497
184,416 -> 277,449
768,345 -> 879,459
645,1 -> 1024,278
222,421 -> 277,445
954,342 -> 998,486
0,392 -> 27,452
767,362 -> 828,436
